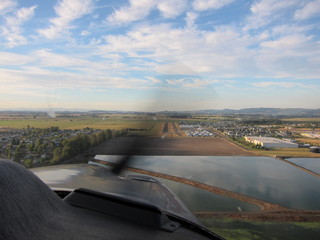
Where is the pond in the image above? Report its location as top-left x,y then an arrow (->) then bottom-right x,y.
125,172 -> 260,212
96,155 -> 320,210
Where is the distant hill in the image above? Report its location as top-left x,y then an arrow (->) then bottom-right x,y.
196,108 -> 320,116
1,108 -> 320,117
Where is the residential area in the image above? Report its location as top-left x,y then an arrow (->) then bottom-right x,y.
178,119 -> 320,152
0,127 -> 120,167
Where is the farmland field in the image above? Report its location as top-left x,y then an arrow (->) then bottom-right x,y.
1,112 -> 319,158
296,138 -> 320,146
0,115 -> 164,134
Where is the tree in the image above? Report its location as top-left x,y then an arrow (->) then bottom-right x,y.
90,134 -> 98,146
6,144 -> 12,159
36,143 -> 45,154
24,159 -> 33,168
13,147 -> 23,162
61,146 -> 73,160
35,138 -> 43,150
105,129 -> 112,139
28,143 -> 35,152
50,126 -> 59,132
52,148 -> 62,163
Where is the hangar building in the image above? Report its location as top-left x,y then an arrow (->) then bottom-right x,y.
244,136 -> 298,148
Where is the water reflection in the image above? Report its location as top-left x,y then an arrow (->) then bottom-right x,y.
156,178 -> 260,212
96,155 -> 320,210
287,158 -> 320,175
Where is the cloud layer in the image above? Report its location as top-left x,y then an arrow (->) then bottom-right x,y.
0,0 -> 319,110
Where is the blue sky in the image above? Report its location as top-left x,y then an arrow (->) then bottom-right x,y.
0,0 -> 319,111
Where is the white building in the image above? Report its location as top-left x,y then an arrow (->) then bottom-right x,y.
244,136 -> 298,148
301,132 -> 320,139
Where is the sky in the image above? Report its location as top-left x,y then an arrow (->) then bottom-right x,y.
0,0 -> 319,111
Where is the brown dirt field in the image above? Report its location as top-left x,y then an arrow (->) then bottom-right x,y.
93,136 -> 255,156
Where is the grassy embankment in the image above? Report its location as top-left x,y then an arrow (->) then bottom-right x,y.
252,148 -> 320,158
199,218 -> 320,240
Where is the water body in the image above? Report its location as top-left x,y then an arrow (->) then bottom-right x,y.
96,155 -> 320,210
157,178 -> 260,212
287,158 -> 320,175
124,171 -> 259,212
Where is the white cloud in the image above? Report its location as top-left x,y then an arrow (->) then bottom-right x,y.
260,34 -> 313,50
107,0 -> 157,24
157,0 -> 188,18
100,18 -> 320,79
16,5 -> 36,21
81,30 -> 90,36
0,64 -> 149,95
244,0 -> 298,30
185,12 -> 198,28
146,76 -> 162,84
294,0 -> 320,20
165,78 -> 224,88
252,81 -> 315,88
0,0 -> 16,15
0,51 -> 35,65
31,49 -> 128,77
192,0 -> 234,11
33,49 -> 86,68
38,0 -> 94,39
270,24 -> 313,36
0,5 -> 37,47
107,0 -> 187,24
255,33 -> 320,78
249,0 -> 296,16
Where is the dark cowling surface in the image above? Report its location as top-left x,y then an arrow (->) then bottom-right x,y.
0,159 -> 66,239
0,160 -> 223,240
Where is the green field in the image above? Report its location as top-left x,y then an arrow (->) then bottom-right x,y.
282,118 -> 320,122
0,115 -> 166,137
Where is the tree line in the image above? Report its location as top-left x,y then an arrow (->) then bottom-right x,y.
3,127 -> 128,168
51,129 -> 128,164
